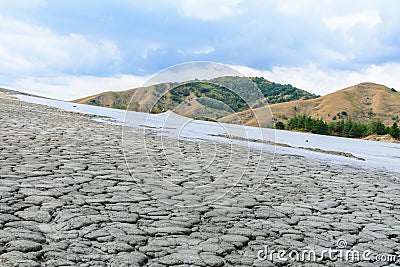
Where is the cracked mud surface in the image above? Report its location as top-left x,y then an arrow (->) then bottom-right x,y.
0,98 -> 399,266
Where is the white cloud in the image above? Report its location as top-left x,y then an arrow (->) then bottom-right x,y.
274,0 -> 330,15
178,46 -> 214,56
230,63 -> 400,95
192,46 -> 214,55
0,15 -> 121,75
324,10 -> 382,31
143,62 -> 240,86
8,74 -> 147,101
178,0 -> 242,21
1,1 -> 399,102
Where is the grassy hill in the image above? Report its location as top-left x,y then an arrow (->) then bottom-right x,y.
74,82 -> 178,111
220,83 -> 400,126
74,76 -> 318,121
76,79 -> 400,128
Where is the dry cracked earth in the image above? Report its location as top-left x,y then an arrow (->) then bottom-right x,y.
0,98 -> 399,267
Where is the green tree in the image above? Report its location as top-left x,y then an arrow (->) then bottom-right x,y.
283,115 -> 391,139
389,122 -> 400,139
368,120 -> 388,135
275,121 -> 285,130
348,123 -> 368,138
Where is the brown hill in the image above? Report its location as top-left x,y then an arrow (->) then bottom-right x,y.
75,81 -> 399,127
75,83 -> 178,112
74,77 -> 318,126
74,82 -> 238,120
220,83 -> 400,126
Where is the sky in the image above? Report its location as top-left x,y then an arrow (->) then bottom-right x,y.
1,0 -> 400,100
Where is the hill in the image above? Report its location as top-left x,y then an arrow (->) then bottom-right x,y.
220,83 -> 400,126
74,77 -> 318,121
75,80 -> 400,128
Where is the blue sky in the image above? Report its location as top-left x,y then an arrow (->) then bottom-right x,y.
1,0 -> 400,100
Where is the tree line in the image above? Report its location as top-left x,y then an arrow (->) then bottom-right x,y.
275,115 -> 400,139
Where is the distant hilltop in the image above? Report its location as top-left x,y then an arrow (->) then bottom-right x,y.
74,77 -> 399,126
268,82 -> 400,126
74,76 -> 318,123
220,82 -> 400,126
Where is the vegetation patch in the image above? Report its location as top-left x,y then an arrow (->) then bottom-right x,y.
276,114 -> 400,140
